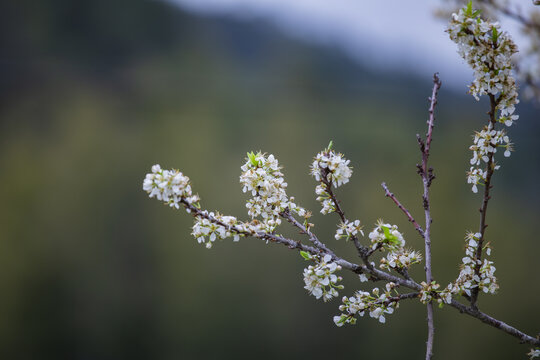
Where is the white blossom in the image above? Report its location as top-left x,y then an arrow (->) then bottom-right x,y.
192,211 -> 247,249
311,145 -> 353,214
448,3 -> 519,124
335,219 -> 364,241
368,220 -> 405,252
315,183 -> 335,215
447,232 -> 498,296
240,152 -> 306,232
311,149 -> 352,187
334,286 -> 399,327
143,164 -> 200,209
466,167 -> 487,193
302,253 -> 343,302
419,281 -> 441,305
448,3 -> 520,193
469,126 -> 512,166
380,249 -> 422,271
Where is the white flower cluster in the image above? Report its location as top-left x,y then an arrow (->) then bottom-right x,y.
143,164 -> 200,209
448,2 -> 519,121
192,212 -> 248,249
446,232 -> 498,296
334,220 -> 364,241
437,288 -> 453,306
448,3 -> 519,193
466,125 -> 512,192
315,183 -> 334,215
469,126 -> 512,166
240,152 -> 305,232
380,249 -> 422,271
368,220 -> 406,253
311,149 -> 352,186
311,146 -> 352,214
333,283 -> 399,326
302,253 -> 343,302
369,221 -> 421,274
419,281 -> 441,305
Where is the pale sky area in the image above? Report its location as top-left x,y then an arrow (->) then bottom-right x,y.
168,0 -> 529,89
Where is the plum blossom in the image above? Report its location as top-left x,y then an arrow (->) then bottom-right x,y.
419,281 -> 441,305
333,286 -> 399,326
143,164 -> 200,209
192,212 -> 245,249
469,126 -> 512,166
446,232 -> 498,297
240,151 -> 306,232
448,2 -> 519,193
368,220 -> 405,252
311,144 -> 353,214
447,2 -> 519,124
302,253 -> 343,302
335,219 -> 364,241
380,249 -> 422,271
310,149 -> 352,187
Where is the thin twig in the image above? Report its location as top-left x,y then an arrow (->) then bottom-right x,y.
418,73 -> 441,360
449,299 -> 540,345
381,292 -> 420,305
381,182 -> 425,238
320,166 -> 368,261
281,209 -> 333,254
470,94 -> 498,308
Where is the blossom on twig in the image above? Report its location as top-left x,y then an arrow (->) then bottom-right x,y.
240,151 -> 306,232
446,232 -> 498,297
301,252 -> 343,302
142,164 -> 200,209
334,284 -> 400,326
368,220 -> 406,252
311,143 -> 353,214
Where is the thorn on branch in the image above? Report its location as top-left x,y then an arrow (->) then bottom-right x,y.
432,72 -> 441,88
417,134 -> 425,152
427,168 -> 436,187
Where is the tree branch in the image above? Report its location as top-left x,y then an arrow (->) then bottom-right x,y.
418,73 -> 441,360
281,209 -> 333,254
449,300 -> 540,346
381,182 -> 425,238
470,94 -> 498,308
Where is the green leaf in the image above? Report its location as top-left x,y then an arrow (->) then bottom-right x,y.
466,0 -> 473,15
247,151 -> 259,167
327,140 -> 333,150
492,27 -> 499,42
382,226 -> 390,238
381,226 -> 396,241
300,251 -> 312,260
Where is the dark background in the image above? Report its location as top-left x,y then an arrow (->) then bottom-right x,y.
0,0 -> 539,359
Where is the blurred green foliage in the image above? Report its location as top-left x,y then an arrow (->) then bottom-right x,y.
0,0 -> 538,359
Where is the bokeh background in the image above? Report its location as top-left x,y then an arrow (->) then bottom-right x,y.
1,0 -> 539,359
